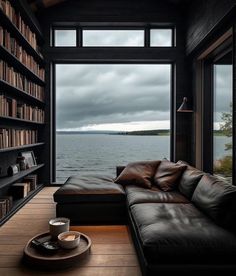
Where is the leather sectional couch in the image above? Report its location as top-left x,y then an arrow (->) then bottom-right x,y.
54,159 -> 236,274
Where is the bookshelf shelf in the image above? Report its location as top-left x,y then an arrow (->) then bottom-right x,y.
0,183 -> 43,226
0,143 -> 45,153
0,164 -> 45,189
0,8 -> 44,66
0,45 -> 45,86
0,80 -> 45,106
0,115 -> 45,126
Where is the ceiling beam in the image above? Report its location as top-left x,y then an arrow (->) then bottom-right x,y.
42,0 -> 66,8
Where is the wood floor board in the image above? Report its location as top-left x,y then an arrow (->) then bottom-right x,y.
0,267 -> 141,276
0,187 -> 141,275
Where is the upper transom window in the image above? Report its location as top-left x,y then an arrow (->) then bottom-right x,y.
54,29 -> 77,47
53,28 -> 174,47
82,30 -> 144,47
150,29 -> 173,47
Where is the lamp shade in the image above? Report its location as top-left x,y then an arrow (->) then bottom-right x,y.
177,97 -> 193,112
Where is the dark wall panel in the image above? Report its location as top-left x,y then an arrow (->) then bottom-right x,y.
186,0 -> 236,54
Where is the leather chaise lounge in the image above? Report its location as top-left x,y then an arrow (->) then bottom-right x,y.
53,160 -> 236,274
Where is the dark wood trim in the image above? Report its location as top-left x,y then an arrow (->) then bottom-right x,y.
233,24 -> 236,185
202,59 -> 213,173
197,28 -> 233,60
171,62 -> 176,161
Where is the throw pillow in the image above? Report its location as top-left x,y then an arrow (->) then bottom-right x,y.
114,160 -> 161,188
177,160 -> 204,199
154,160 -> 187,191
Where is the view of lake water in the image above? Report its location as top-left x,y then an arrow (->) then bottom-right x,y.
56,134 -> 231,183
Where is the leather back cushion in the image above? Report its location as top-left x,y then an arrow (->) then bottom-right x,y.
192,174 -> 236,229
177,160 -> 204,199
114,160 -> 161,189
153,160 -> 187,191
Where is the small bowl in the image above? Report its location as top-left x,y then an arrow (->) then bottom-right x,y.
58,231 -> 81,249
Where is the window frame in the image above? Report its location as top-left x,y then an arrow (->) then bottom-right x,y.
52,61 -> 174,183
51,25 -> 175,48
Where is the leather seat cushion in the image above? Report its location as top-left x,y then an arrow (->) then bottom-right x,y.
126,185 -> 189,207
130,203 -> 236,264
54,174 -> 126,203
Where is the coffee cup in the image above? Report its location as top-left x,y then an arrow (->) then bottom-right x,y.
49,217 -> 70,240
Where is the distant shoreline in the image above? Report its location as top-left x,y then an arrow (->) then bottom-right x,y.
56,129 -> 226,136
56,129 -> 170,136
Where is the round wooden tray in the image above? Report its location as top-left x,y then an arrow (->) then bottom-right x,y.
23,232 -> 92,270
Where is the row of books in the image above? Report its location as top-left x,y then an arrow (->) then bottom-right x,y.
0,25 -> 45,80
0,128 -> 38,149
0,93 -> 45,122
0,0 -> 40,53
0,174 -> 38,219
0,60 -> 44,101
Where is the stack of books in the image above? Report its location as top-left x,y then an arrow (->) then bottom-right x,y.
0,94 -> 17,117
0,196 -> 13,219
24,174 -> 37,191
10,174 -> 37,200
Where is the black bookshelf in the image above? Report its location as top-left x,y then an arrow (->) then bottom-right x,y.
0,0 -> 46,226
0,115 -> 45,126
0,79 -> 45,106
0,143 -> 45,153
0,8 -> 44,65
0,183 -> 43,226
0,45 -> 45,86
0,164 -> 44,188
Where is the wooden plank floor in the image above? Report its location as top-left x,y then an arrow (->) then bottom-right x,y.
0,187 -> 141,276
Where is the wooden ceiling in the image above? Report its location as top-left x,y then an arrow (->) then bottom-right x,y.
27,0 -> 67,11
27,0 -> 187,12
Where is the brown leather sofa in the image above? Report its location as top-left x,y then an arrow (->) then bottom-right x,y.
53,160 -> 236,275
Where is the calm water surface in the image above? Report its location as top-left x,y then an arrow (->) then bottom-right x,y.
56,134 -> 230,183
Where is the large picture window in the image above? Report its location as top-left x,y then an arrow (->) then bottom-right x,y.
56,64 -> 171,182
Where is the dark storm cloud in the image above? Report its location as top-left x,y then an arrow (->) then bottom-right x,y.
56,64 -> 171,130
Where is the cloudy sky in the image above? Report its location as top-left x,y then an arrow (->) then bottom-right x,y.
56,64 -> 171,131
55,63 -> 232,132
214,64 -> 232,130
